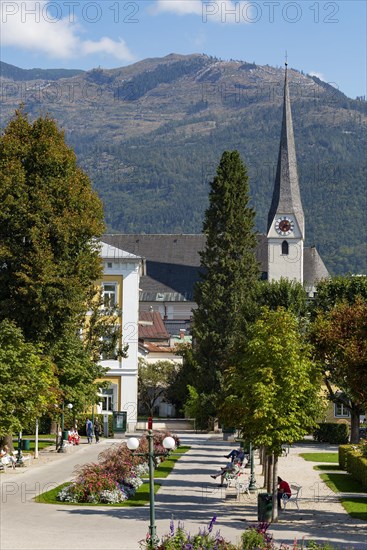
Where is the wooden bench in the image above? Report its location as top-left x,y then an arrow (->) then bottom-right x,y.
282,483 -> 302,509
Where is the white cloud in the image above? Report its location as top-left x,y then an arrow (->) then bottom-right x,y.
0,1 -> 134,62
154,0 -> 203,16
152,0 -> 252,23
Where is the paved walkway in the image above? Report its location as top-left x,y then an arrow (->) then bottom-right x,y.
0,435 -> 366,550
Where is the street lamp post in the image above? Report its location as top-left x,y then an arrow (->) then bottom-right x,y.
58,403 -> 73,453
127,430 -> 175,548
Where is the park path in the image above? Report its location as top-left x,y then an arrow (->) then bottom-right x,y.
0,434 -> 366,550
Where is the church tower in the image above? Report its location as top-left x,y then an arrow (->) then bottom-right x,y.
267,63 -> 304,283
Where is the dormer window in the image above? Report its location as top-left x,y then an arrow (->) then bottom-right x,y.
281,240 -> 289,255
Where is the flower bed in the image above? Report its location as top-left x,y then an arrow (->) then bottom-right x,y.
57,431 -> 179,504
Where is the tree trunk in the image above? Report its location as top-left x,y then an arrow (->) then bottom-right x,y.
350,406 -> 361,443
272,455 -> 279,522
266,452 -> 273,493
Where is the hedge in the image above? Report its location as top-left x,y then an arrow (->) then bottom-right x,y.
348,453 -> 367,490
339,444 -> 353,470
314,423 -> 349,444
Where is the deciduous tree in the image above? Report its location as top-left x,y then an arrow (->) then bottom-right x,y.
138,359 -> 175,416
0,108 -> 105,346
0,319 -> 58,446
311,299 -> 367,443
222,308 -> 323,521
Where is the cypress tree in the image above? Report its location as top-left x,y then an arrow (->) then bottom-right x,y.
192,150 -> 259,402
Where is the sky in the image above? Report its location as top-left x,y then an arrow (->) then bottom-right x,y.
0,0 -> 366,99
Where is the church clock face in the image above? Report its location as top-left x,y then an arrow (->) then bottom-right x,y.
275,216 -> 294,236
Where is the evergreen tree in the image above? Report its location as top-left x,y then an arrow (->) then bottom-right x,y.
0,108 -> 105,346
192,150 -> 259,409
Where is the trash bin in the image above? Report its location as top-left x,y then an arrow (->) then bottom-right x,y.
62,430 -> 69,441
22,439 -> 30,451
258,492 -> 273,522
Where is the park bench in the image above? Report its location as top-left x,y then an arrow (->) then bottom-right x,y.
282,483 -> 302,509
224,463 -> 246,487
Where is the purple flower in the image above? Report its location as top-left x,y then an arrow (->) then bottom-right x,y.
170,518 -> 175,536
208,515 -> 217,533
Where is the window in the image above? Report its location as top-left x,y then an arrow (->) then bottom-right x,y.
101,390 -> 114,412
103,283 -> 117,308
281,240 -> 289,255
334,402 -> 350,417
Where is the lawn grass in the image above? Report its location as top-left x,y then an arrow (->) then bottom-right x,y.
319,472 -> 366,494
313,464 -> 342,471
340,497 -> 367,521
35,480 -> 161,506
299,452 -> 339,463
142,445 -> 190,479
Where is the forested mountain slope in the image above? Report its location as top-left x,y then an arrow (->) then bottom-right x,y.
1,54 -> 366,274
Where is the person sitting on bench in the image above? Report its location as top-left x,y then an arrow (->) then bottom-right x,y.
277,476 -> 291,509
210,461 -> 236,486
224,447 -> 247,465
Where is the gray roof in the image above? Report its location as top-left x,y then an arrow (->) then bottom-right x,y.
304,246 -> 329,287
103,234 -> 268,301
267,66 -> 305,236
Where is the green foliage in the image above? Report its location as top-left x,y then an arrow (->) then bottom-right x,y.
313,423 -> 349,444
222,308 -> 323,455
165,343 -> 199,416
0,319 -> 57,436
138,359 -> 175,416
184,385 -> 217,430
312,275 -> 367,315
310,288 -> 367,442
192,150 -> 259,410
255,278 -> 308,317
0,107 -> 105,346
347,453 -> 367,490
339,444 -> 353,470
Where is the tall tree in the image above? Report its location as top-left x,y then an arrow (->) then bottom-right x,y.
222,308 -> 323,521
310,299 -> 367,443
192,150 -> 259,411
0,319 -> 58,446
0,108 -> 105,346
310,275 -> 367,442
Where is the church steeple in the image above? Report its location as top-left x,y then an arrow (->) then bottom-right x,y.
267,64 -> 304,236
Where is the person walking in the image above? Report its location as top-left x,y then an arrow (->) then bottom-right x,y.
94,418 -> 101,443
85,418 -> 93,444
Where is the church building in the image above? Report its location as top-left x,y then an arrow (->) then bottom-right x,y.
103,64 -> 328,329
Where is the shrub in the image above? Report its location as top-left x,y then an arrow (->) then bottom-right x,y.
314,423 -> 349,444
339,444 -> 353,470
347,453 -> 367,490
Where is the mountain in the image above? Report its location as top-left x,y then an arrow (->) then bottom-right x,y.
0,61 -> 84,81
1,54 -> 366,275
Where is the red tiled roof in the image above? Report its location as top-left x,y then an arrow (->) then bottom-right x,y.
139,311 -> 170,341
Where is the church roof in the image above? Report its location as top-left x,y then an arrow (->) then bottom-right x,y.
303,246 -> 329,288
267,65 -> 305,236
102,233 -> 267,301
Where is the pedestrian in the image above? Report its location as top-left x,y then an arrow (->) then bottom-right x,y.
86,418 -> 93,444
94,418 -> 101,443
